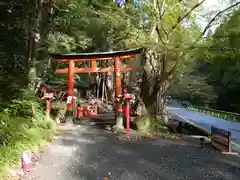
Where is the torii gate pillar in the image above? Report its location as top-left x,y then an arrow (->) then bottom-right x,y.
66,60 -> 75,117
114,56 -> 122,115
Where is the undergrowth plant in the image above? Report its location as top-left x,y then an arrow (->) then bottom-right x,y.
0,90 -> 57,179
134,116 -> 170,136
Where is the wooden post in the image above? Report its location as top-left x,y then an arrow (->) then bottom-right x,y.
46,99 -> 51,119
114,56 -> 122,116
102,74 -> 105,103
77,104 -> 81,119
125,99 -> 130,136
67,60 -> 75,117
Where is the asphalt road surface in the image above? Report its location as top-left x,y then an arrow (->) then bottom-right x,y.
23,124 -> 240,180
167,100 -> 240,140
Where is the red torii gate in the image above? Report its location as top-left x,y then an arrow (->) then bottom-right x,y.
49,48 -> 142,121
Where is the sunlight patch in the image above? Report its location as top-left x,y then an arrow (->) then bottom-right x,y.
48,144 -> 77,156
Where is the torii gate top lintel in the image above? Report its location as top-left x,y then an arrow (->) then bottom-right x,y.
49,48 -> 143,61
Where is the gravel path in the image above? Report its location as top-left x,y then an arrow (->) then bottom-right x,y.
23,124 -> 240,180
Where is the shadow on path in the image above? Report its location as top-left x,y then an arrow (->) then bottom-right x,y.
73,112 -> 116,130
73,112 -> 137,130
24,124 -> 240,180
70,129 -> 240,180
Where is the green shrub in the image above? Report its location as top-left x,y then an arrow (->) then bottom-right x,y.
2,90 -> 45,122
134,116 -> 152,133
0,90 -> 57,178
0,113 -> 29,146
134,116 -> 167,135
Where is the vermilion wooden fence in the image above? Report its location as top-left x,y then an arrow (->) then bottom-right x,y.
211,126 -> 237,155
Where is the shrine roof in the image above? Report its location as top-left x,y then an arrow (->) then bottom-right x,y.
49,48 -> 143,61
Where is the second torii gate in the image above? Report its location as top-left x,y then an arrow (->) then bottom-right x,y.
49,48 -> 142,121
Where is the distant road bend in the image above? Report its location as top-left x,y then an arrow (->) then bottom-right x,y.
166,100 -> 240,140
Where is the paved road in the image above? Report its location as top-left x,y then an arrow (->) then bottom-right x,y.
23,124 -> 240,180
167,100 -> 240,140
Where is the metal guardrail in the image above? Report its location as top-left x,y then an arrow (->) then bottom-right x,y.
184,104 -> 240,122
168,109 -> 240,154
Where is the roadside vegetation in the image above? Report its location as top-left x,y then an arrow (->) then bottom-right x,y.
0,90 -> 57,179
184,105 -> 240,122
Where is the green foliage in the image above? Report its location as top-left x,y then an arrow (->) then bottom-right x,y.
170,6 -> 240,113
0,0 -> 32,101
134,116 -> 169,135
50,0 -> 137,52
3,90 -> 45,121
169,61 -> 218,105
134,116 -> 152,134
0,90 -> 57,178
192,8 -> 240,112
185,105 -> 240,122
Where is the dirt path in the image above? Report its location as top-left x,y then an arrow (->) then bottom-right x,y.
22,124 -> 240,180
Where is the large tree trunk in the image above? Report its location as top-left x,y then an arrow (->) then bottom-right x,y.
36,0 -> 54,77
133,79 -> 170,125
27,4 -> 39,90
133,50 -> 175,125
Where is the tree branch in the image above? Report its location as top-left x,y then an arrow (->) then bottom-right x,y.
176,1 -> 240,61
157,0 -> 166,20
159,52 -> 167,80
169,0 -> 207,34
167,58 -> 180,77
155,25 -> 166,44
201,1 -> 240,38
